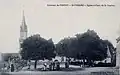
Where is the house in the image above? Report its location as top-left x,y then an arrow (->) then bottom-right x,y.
95,46 -> 112,64
1,53 -> 21,62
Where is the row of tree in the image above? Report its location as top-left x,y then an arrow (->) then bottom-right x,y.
56,30 -> 115,62
20,29 -> 116,69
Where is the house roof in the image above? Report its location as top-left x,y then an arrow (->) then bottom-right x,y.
2,53 -> 20,57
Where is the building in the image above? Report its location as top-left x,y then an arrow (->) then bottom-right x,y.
2,53 -> 20,60
103,46 -> 112,63
19,10 -> 28,50
95,46 -> 112,64
0,52 -> 3,61
1,11 -> 28,62
0,11 -> 28,70
116,36 -> 120,67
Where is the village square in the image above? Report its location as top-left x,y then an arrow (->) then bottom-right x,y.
0,11 -> 119,75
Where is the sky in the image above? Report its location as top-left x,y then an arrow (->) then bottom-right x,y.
0,0 -> 120,53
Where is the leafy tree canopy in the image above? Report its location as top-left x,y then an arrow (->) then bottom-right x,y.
20,34 -> 56,60
56,29 -> 115,61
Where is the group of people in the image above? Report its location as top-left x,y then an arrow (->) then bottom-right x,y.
48,60 -> 60,71
2,59 -> 70,72
42,59 -> 70,71
27,59 -> 61,71
3,58 -> 26,72
3,61 -> 15,72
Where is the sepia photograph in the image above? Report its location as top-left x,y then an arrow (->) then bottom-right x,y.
0,0 -> 120,75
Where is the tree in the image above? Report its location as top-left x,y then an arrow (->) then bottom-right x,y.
20,34 -> 56,69
56,29 -> 109,65
76,30 -> 107,64
56,37 -> 78,58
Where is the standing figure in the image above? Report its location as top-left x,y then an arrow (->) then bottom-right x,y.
65,59 -> 69,68
43,63 -> 47,71
11,63 -> 14,72
56,61 -> 60,70
49,60 -> 53,71
27,60 -> 31,69
61,57 -> 64,62
52,61 -> 55,70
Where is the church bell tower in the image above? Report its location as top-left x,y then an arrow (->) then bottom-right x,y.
19,10 -> 27,46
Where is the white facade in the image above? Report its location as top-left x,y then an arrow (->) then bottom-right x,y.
116,42 -> 120,67
0,52 -> 3,61
106,46 -> 111,63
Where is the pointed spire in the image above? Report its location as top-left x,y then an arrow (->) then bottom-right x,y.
20,10 -> 27,32
22,10 -> 26,25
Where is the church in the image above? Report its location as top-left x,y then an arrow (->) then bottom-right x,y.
19,10 -> 28,50
0,11 -> 28,62
0,11 -> 28,70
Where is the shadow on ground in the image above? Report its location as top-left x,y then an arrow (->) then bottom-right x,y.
0,67 -> 119,75
58,67 -> 85,71
25,67 -> 85,72
0,72 -> 11,75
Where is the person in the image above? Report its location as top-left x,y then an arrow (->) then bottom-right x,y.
11,63 -> 14,72
61,57 -> 64,62
56,61 -> 60,70
52,61 -> 55,71
27,60 -> 30,69
49,60 -> 53,71
43,63 -> 47,71
7,64 -> 10,70
65,59 -> 69,68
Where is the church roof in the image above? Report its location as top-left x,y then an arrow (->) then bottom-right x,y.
2,53 -> 20,57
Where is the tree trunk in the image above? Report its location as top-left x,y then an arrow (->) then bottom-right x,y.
82,59 -> 85,67
65,58 -> 69,68
34,60 -> 38,69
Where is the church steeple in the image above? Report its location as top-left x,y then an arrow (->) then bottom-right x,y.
19,10 -> 28,44
22,10 -> 26,25
21,10 -> 27,32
